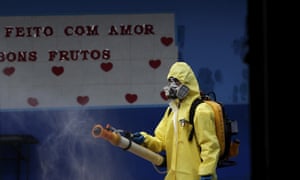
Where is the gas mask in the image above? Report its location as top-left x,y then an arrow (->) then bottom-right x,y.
163,77 -> 189,100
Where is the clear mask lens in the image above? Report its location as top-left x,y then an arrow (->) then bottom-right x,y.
163,81 -> 177,99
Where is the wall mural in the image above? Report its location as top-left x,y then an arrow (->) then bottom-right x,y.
0,14 -> 177,110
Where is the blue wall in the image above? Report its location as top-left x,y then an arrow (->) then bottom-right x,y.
0,0 -> 249,179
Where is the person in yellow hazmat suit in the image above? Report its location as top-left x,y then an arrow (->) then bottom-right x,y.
132,61 -> 220,180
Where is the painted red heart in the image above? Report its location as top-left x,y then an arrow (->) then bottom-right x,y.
27,97 -> 39,107
52,66 -> 64,76
160,37 -> 173,46
3,67 -> 15,76
125,93 -> 138,104
149,59 -> 161,69
160,90 -> 168,101
77,96 -> 89,105
100,62 -> 113,72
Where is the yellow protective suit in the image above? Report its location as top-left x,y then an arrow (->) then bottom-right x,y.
141,62 -> 220,180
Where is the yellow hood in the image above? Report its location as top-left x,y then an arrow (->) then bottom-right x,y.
167,61 -> 201,100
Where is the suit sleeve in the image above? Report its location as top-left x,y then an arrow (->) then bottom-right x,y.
140,107 -> 171,153
194,103 -> 220,176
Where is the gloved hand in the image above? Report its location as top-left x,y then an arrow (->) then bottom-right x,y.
200,175 -> 212,180
131,132 -> 145,145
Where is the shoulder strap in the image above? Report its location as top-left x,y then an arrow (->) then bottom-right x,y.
188,98 -> 203,141
167,107 -> 172,116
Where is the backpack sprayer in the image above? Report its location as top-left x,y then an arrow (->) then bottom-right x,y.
91,124 -> 165,166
